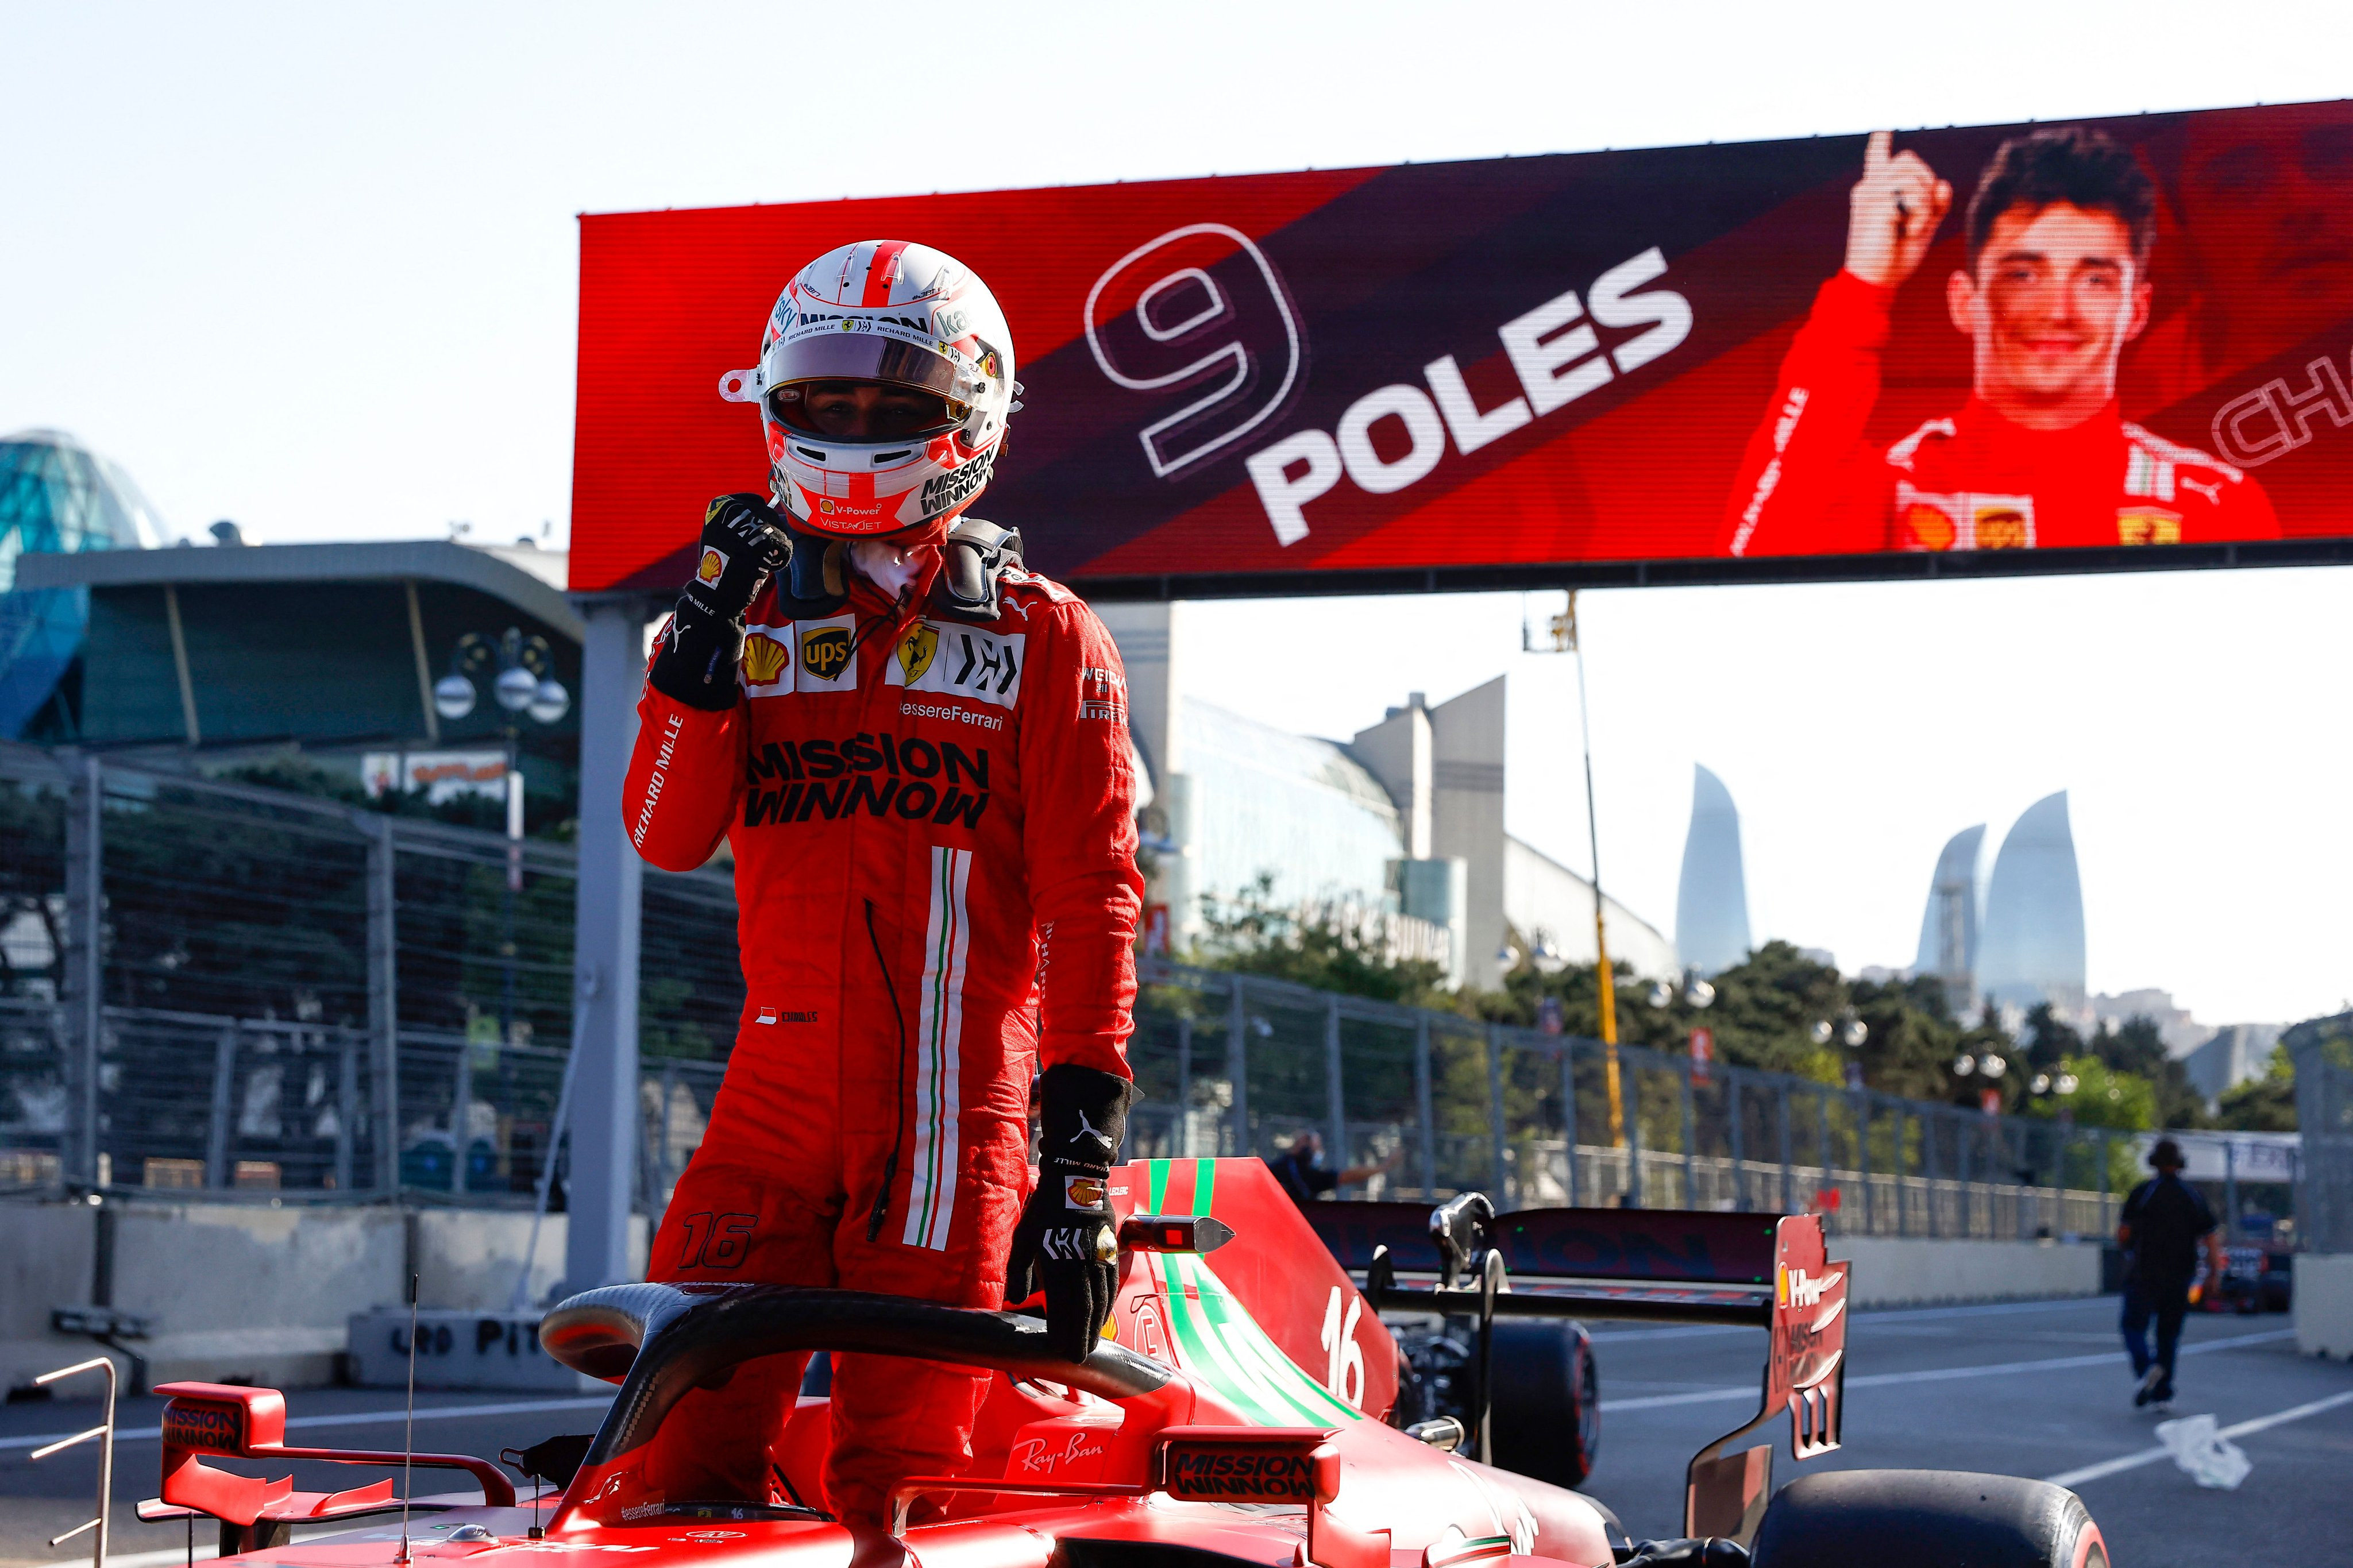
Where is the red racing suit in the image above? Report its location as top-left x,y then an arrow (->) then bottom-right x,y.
1724,271 -> 2279,557
620,556 -> 1143,1523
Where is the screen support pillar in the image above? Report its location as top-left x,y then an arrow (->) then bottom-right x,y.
567,596 -> 649,1293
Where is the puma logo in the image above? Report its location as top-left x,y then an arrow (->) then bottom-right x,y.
1074,1108 -> 1114,1157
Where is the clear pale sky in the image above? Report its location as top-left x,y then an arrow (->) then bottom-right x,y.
6,2 -> 2349,1024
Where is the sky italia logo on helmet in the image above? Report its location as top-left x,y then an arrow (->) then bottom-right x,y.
720,240 -> 1020,539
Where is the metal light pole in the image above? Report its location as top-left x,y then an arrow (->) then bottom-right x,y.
433,629 -> 570,1044
1560,594 -> 1625,1145
1521,592 -> 1627,1146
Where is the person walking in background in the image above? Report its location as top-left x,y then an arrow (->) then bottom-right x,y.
1267,1129 -> 1401,1208
2116,1137 -> 2226,1411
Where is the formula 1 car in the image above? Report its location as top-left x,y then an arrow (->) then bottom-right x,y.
138,1157 -> 2108,1568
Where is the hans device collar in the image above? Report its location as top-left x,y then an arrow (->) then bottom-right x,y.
774,517 -> 1025,624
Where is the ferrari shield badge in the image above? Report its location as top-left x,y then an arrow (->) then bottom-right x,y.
896,623 -> 940,683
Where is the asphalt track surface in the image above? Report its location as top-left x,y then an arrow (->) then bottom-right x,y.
2,1297 -> 2345,1568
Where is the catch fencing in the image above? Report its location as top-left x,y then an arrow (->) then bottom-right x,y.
0,741 -> 2170,1238
0,743 -> 730,1206
2296,1042 -> 2353,1253
1123,965 -> 2131,1241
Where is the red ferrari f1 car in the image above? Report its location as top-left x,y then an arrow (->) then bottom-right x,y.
141,1158 -> 2108,1568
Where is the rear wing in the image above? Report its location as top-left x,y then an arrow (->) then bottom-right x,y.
1311,1198 -> 1846,1547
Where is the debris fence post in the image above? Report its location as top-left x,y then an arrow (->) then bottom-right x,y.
64,755 -> 103,1185
1324,995 -> 1347,1179
1413,1015 -> 1436,1199
365,814 -> 401,1194
1560,1044 -> 1580,1209
1486,1023 -> 1509,1204
1226,977 -> 1248,1158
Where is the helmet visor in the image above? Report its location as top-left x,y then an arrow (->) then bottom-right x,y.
761,331 -> 975,403
767,380 -> 969,442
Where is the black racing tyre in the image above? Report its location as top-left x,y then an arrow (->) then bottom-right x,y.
1484,1319 -> 1599,1489
1750,1470 -> 2107,1568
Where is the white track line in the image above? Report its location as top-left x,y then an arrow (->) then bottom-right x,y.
1598,1328 -> 2294,1413
1,1395 -> 611,1454
2043,1387 -> 2353,1488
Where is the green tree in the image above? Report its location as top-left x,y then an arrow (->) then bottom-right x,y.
2211,1010 -> 2353,1131
1953,1001 -> 2021,1111
1849,973 -> 1964,1100
1191,874 -> 1455,1009
2020,1002 -> 2084,1070
2027,1055 -> 2155,1131
2083,1015 -> 2206,1129
2213,1048 -> 2296,1131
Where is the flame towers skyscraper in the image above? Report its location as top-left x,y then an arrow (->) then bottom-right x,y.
1675,764 -> 1752,975
1976,791 -> 2088,1017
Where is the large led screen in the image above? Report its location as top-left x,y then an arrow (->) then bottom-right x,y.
571,100 -> 2353,595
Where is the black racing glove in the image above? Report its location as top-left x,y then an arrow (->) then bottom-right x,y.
1006,1064 -> 1139,1361
646,493 -> 791,710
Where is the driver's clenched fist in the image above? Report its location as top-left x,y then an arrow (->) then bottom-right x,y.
1843,130 -> 1953,289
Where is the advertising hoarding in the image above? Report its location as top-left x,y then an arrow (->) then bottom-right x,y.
571,100 -> 2353,597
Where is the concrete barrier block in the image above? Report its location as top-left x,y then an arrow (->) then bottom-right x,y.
1835,1236 -> 2101,1308
113,1200 -> 406,1335
142,1328 -> 349,1391
0,1199 -> 101,1395
2294,1253 -> 2353,1358
413,1210 -> 650,1312
346,1308 -> 601,1391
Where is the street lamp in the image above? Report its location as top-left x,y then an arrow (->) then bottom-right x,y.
436,628 -> 569,729
435,628 -> 571,1042
1646,971 -> 1716,1011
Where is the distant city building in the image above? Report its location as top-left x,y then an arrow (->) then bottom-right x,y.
11,536 -> 581,795
2181,1024 -> 2284,1107
1673,764 -> 1752,975
0,430 -> 167,737
1912,824 -> 1986,1014
2090,987 -> 2210,1059
1171,696 -> 1417,929
1097,604 -> 1675,989
1977,791 -> 2088,1018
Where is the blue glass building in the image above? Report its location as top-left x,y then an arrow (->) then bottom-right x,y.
1977,791 -> 2088,1015
0,430 -> 165,737
1912,823 -> 1986,1010
1674,764 -> 1752,975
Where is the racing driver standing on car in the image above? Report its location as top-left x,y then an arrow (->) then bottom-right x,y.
620,241 -> 1143,1527
1725,126 -> 2279,555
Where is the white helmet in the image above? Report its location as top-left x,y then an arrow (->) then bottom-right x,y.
719,240 -> 1017,539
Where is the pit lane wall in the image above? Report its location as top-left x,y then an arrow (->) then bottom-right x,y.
1835,1235 -> 2101,1308
1,1195 -> 2096,1392
2294,1254 -> 2353,1358
0,1198 -> 645,1394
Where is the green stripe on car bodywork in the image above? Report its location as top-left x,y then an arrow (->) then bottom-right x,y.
1136,1160 -> 1360,1426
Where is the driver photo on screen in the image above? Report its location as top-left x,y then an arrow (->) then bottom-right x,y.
1725,126 -> 2280,556
620,240 -> 1145,1528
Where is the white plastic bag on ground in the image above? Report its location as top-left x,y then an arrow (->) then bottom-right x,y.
2155,1413 -> 2252,1489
